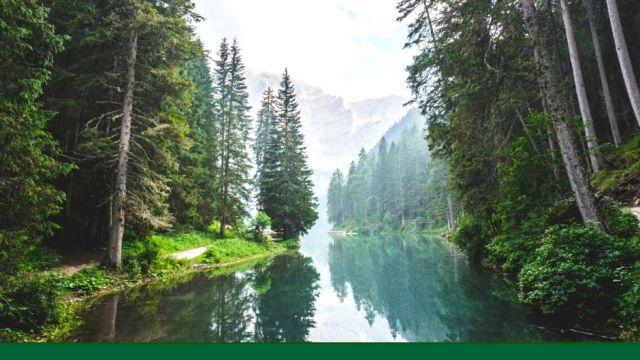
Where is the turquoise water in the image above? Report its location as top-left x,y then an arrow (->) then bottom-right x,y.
70,221 -> 589,342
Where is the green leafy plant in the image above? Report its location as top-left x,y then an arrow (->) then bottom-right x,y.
519,224 -> 640,320
60,267 -> 116,295
452,217 -> 490,264
0,273 -> 63,331
248,212 -> 271,243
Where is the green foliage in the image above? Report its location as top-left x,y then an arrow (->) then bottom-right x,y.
617,262 -> 640,340
151,232 -> 217,255
60,267 -> 116,295
0,274 -> 63,331
0,0 -> 73,276
17,247 -> 61,273
207,221 -> 222,235
452,217 -> 490,264
327,124 -> 436,233
249,212 -> 272,243
200,239 -> 276,264
258,69 -> 318,241
519,225 -> 640,320
122,237 -> 182,278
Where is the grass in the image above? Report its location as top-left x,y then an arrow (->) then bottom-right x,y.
197,239 -> 290,264
151,232 -> 219,255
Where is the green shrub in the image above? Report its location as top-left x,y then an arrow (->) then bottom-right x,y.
19,246 -> 61,273
207,221 -> 221,235
452,217 -> 489,264
603,204 -> 640,240
249,212 -> 271,243
617,262 -> 640,340
0,274 -> 63,331
122,238 -> 161,277
60,267 -> 116,295
519,224 -> 639,320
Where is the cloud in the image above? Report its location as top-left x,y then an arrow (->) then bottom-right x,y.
192,0 -> 415,101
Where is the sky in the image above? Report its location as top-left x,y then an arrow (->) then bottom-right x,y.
192,0 -> 415,102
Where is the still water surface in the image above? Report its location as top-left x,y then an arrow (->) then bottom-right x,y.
70,220 -> 586,342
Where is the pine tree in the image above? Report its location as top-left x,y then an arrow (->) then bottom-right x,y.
327,169 -> 346,225
214,39 -> 253,237
170,49 -> 218,229
258,69 -> 318,240
254,87 -> 277,185
0,0 -> 73,274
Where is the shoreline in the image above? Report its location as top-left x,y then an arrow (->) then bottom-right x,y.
14,245 -> 293,343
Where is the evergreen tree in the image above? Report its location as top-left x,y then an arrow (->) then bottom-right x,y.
170,49 -> 218,230
327,169 -> 346,225
258,69 -> 318,240
254,87 -> 277,185
0,0 -> 73,274
214,39 -> 253,237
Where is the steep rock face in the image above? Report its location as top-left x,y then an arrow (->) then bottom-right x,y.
247,71 -> 411,180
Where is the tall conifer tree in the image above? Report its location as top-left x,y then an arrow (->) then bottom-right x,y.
258,69 -> 318,240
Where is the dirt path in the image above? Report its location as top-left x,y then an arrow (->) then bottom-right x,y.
55,246 -> 211,275
169,246 -> 209,260
631,207 -> 640,223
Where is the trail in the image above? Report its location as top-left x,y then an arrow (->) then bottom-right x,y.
57,246 -> 211,275
168,246 -> 209,260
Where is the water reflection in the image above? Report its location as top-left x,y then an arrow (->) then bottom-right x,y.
72,229 -> 588,343
328,235 -> 563,342
74,254 -> 320,342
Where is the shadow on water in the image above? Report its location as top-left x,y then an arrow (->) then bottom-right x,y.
72,253 -> 320,342
70,225 -> 597,342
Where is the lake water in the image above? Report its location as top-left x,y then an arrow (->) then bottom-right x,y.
69,220 -> 589,342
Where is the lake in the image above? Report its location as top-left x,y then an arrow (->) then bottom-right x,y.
69,220 -> 589,342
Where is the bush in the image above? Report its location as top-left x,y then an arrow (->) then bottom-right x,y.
19,246 -> 61,273
617,262 -> 640,340
122,238 -> 171,278
60,267 -> 116,295
452,217 -> 489,264
0,274 -> 63,331
248,212 -> 271,243
519,224 -> 639,320
207,221 -> 221,236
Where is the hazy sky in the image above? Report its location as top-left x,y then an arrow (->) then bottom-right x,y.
192,0 -> 415,102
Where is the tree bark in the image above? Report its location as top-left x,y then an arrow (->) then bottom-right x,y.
447,192 -> 456,231
606,0 -> 640,127
520,0 -> 605,231
560,0 -> 603,172
585,0 -> 621,147
106,31 -> 138,270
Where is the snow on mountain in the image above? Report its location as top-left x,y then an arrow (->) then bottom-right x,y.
246,70 -> 413,193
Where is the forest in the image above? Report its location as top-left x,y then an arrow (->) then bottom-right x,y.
387,0 -> 640,340
3,0 -> 640,343
1,0 -> 317,340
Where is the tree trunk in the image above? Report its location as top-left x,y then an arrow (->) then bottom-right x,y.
606,0 -> 640,127
560,0 -> 603,172
106,31 -> 138,270
447,192 -> 456,231
547,0 -> 567,82
586,0 -> 621,147
520,0 -> 605,231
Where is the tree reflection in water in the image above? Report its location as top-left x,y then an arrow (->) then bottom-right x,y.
74,253 -> 319,343
328,235 -> 562,342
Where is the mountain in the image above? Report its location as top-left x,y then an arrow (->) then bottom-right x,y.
368,107 -> 424,157
246,70 -> 416,192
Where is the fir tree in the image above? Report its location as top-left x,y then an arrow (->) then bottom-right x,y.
258,69 -> 318,241
214,39 -> 253,237
254,87 -> 277,186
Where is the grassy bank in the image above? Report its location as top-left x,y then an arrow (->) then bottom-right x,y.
0,233 -> 295,342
